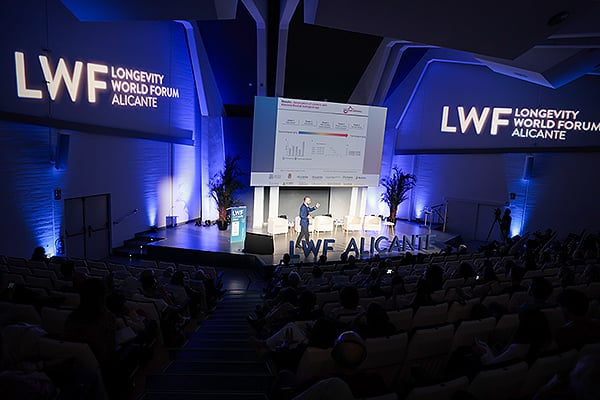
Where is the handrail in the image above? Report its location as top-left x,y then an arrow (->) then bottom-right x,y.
422,202 -> 448,232
113,208 -> 138,225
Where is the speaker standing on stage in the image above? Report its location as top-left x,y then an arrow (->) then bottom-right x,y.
295,196 -> 320,249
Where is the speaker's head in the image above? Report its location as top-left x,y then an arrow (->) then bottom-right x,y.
331,330 -> 367,370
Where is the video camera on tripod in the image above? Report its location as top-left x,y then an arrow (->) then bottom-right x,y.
494,207 -> 501,222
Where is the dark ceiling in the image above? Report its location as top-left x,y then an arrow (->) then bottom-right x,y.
61,0 -> 600,116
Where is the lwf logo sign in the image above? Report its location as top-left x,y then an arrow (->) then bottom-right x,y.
440,105 -> 598,142
440,106 -> 512,135
14,51 -> 180,109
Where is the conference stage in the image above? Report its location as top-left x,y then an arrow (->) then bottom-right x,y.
140,219 -> 458,268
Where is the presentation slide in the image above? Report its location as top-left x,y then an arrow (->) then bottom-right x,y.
251,97 -> 386,187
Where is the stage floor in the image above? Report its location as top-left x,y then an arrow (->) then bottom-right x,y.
143,219 -> 458,267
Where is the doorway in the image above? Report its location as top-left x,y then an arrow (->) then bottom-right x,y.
64,194 -> 111,259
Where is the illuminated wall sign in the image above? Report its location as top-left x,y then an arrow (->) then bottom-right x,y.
394,62 -> 600,153
0,0 -> 195,142
15,51 -> 180,109
440,106 -> 598,142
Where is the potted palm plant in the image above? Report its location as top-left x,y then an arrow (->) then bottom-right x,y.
380,167 -> 416,222
209,155 -> 245,230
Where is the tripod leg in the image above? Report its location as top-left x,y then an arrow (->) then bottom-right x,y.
486,220 -> 498,242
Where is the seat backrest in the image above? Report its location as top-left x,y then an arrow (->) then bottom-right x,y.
490,313 -> 519,348
295,347 -> 335,386
40,307 -> 71,337
467,361 -> 528,400
0,301 -> 42,325
481,293 -> 510,309
405,376 -> 469,400
519,349 -> 578,397
363,332 -> 408,370
406,324 -> 454,361
507,291 -> 533,312
447,298 -> 480,323
450,317 -> 496,352
388,308 -> 414,332
541,307 -> 566,336
412,303 -> 448,329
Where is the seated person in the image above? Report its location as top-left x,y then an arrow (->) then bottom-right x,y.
289,331 -> 389,399
501,265 -> 528,295
30,246 -> 49,264
453,262 -> 476,280
64,278 -> 134,397
165,271 -> 191,309
555,289 -> 600,351
327,286 -> 364,320
305,266 -> 329,291
520,277 -> 554,311
534,354 -> 600,400
475,309 -> 554,366
353,302 -> 397,339
138,269 -> 174,309
169,270 -> 208,318
105,292 -> 159,348
64,279 -> 117,369
472,265 -> 501,297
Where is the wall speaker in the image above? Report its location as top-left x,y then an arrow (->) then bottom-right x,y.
244,232 -> 274,255
522,155 -> 534,180
54,133 -> 70,170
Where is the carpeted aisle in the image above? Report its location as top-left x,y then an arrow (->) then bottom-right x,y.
138,285 -> 273,399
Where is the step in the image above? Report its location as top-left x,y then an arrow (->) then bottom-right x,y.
187,331 -> 254,341
111,246 -> 148,257
144,374 -> 273,393
169,348 -> 258,362
183,337 -> 252,349
164,360 -> 270,375
141,392 -> 269,400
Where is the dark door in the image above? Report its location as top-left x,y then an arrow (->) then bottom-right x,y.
64,194 -> 111,259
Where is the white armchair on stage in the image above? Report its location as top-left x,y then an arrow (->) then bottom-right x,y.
343,215 -> 363,232
313,215 -> 334,233
363,215 -> 382,233
294,216 -> 314,233
268,217 -> 289,235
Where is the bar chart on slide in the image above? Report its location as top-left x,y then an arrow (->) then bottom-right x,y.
285,141 -> 305,157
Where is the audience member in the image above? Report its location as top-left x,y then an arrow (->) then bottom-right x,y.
424,264 -> 444,291
353,302 -> 397,338
555,289 -> 600,350
454,262 -> 476,280
520,277 -> 554,311
327,286 -> 363,320
288,331 -> 389,399
475,309 -> 554,366
64,278 -> 137,397
501,265 -> 528,295
534,355 -> 600,400
30,246 -> 49,264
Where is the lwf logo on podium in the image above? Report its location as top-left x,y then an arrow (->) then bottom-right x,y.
290,233 -> 433,259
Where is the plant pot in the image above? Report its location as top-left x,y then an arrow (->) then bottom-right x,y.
216,220 -> 228,230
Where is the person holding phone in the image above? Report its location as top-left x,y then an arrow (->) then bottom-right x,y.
295,196 -> 320,249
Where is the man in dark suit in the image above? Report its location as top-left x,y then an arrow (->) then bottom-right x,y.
500,208 -> 512,243
295,196 -> 320,249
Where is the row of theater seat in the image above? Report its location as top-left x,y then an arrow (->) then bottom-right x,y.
295,331 -> 600,399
